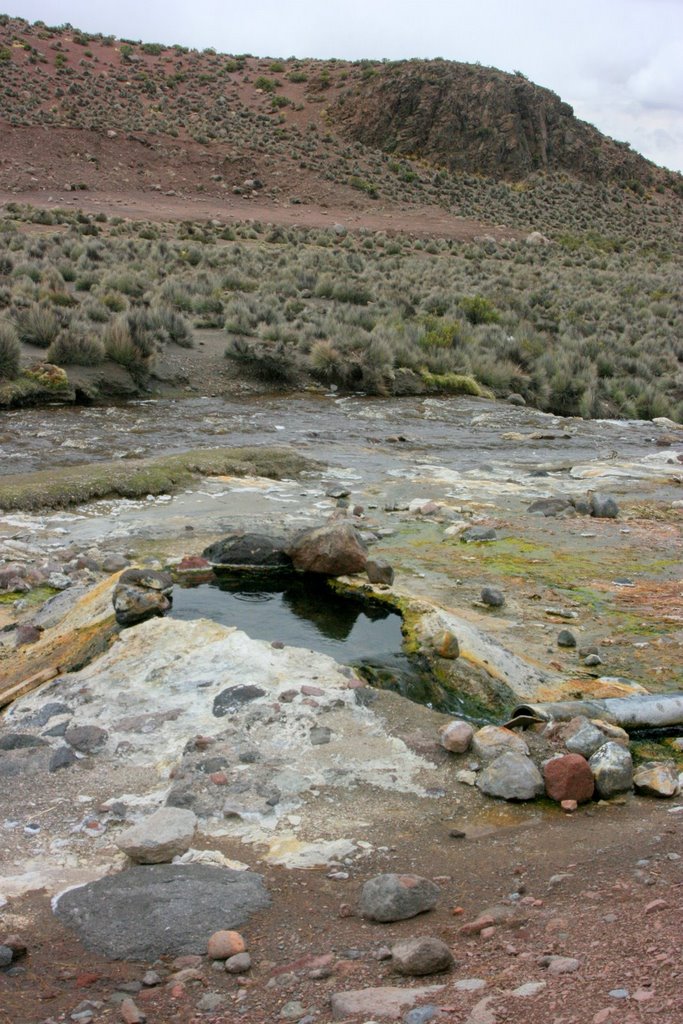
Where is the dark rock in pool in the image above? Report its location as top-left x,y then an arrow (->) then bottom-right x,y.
213,684 -> 267,717
53,864 -> 271,960
202,533 -> 292,569
113,584 -> 171,627
119,569 -> 173,593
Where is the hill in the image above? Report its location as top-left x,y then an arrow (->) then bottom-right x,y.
0,15 -> 681,420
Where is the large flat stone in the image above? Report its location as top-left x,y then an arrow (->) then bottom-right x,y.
53,864 -> 270,960
330,985 -> 444,1020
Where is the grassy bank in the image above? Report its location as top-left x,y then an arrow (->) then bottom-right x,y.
0,446 -> 318,511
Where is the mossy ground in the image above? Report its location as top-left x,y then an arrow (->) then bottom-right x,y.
0,446 -> 318,511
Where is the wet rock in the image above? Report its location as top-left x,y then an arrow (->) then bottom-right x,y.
461,526 -> 497,543
287,522 -> 368,576
543,754 -> 594,804
477,752 -> 544,801
557,629 -> 577,648
391,936 -> 454,976
366,558 -> 395,585
439,720 -> 474,754
480,587 -> 504,607
212,685 -> 266,717
564,719 -> 607,758
330,985 -> 444,1020
589,493 -> 619,518
360,873 -> 440,922
589,742 -> 633,798
113,585 -> 171,627
208,930 -> 246,959
633,761 -> 679,797
114,808 -> 197,864
53,864 -> 270,960
433,630 -> 460,659
65,725 -> 108,753
471,725 -> 529,761
202,533 -> 291,568
119,569 -> 173,592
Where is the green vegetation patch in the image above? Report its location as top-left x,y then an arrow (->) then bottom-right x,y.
0,447 -> 320,511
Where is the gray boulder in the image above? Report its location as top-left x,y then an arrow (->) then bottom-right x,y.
565,720 -> 607,758
360,873 -> 440,922
589,742 -> 633,798
461,526 -> 497,543
287,522 -> 368,576
589,493 -> 619,518
391,936 -> 454,976
53,864 -> 270,959
114,807 -> 197,864
471,725 -> 528,761
366,558 -> 395,586
477,752 -> 545,801
202,533 -> 291,568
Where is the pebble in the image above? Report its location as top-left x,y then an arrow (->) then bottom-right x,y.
608,988 -> 629,999
511,981 -> 547,997
279,1000 -> 305,1019
224,952 -> 251,974
480,587 -> 504,607
391,936 -> 454,976
0,945 -> 14,967
404,1007 -> 438,1024
453,978 -> 487,992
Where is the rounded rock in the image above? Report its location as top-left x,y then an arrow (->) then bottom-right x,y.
557,629 -> 577,648
589,742 -> 633,798
477,752 -> 545,801
207,929 -> 246,960
439,720 -> 474,754
481,587 -> 505,607
543,754 -> 594,804
360,874 -> 440,922
391,936 -> 454,976
471,725 -> 528,761
224,951 -> 251,974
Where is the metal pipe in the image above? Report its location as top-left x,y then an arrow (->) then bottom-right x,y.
507,692 -> 683,732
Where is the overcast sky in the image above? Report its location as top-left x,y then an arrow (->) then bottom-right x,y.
8,0 -> 683,173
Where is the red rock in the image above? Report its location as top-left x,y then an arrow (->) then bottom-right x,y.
301,685 -> 324,696
168,983 -> 186,999
543,753 -> 594,803
120,998 -> 146,1023
561,799 -> 578,813
75,972 -> 101,987
177,556 -> 210,570
459,915 -> 495,935
210,771 -> 228,785
207,930 -> 246,959
644,899 -> 669,914
171,954 -> 202,970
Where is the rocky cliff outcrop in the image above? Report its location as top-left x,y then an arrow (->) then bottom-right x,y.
330,60 -> 659,184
